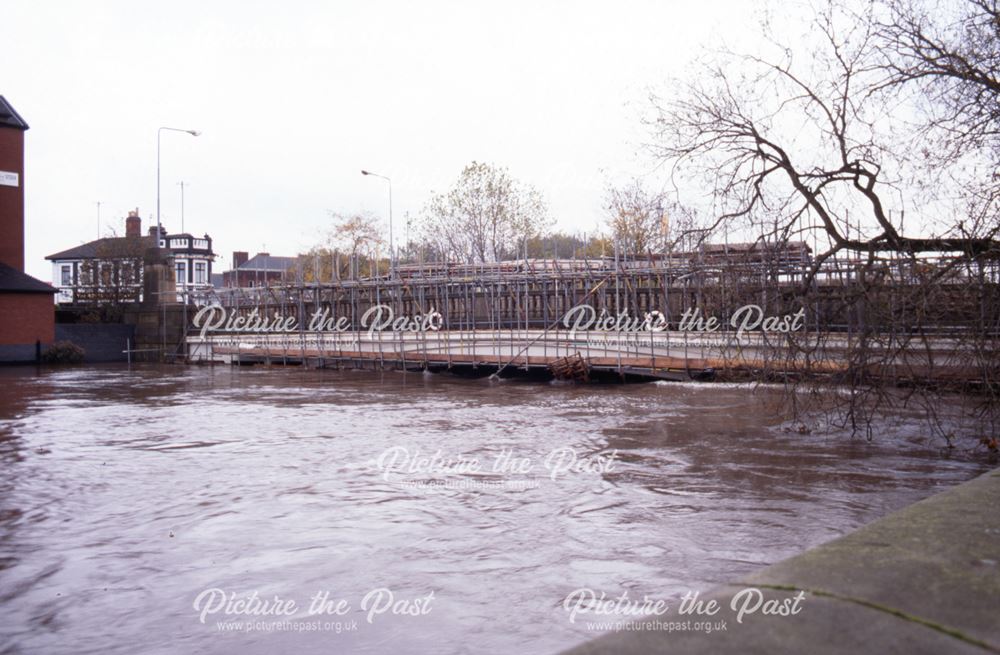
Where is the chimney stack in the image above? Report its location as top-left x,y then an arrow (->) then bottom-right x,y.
232,251 -> 248,270
125,208 -> 141,239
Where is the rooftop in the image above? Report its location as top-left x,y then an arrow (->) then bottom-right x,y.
0,96 -> 29,131
238,254 -> 297,272
46,236 -> 154,261
0,262 -> 55,294
47,233 -> 214,261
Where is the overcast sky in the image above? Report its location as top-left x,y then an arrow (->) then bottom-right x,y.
5,0 -> 761,281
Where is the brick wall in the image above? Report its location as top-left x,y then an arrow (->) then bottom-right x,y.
0,293 -> 54,346
0,128 -> 25,271
55,324 -> 135,362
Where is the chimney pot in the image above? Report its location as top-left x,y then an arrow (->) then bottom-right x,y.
125,211 -> 142,238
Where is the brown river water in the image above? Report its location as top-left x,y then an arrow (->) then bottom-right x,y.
0,364 -> 990,654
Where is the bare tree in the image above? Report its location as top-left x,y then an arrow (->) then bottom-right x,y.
652,0 -> 997,270
605,181 -> 667,255
296,212 -> 386,282
648,0 -> 1000,445
330,211 -> 384,261
76,230 -> 146,321
335,211 -> 385,278
604,181 -> 707,255
418,162 -> 550,263
876,0 -> 999,162
874,0 -> 999,256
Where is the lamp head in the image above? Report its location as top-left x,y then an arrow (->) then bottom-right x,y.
361,170 -> 370,176
188,130 -> 201,137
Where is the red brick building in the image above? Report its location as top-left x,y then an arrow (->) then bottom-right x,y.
0,96 -> 56,362
220,251 -> 298,288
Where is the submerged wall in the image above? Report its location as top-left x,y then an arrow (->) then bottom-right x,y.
54,323 -> 135,363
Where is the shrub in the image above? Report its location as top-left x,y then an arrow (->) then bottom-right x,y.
41,341 -> 86,364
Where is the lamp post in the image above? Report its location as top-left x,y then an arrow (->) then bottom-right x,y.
361,169 -> 393,277
157,127 -> 200,248
177,181 -> 188,234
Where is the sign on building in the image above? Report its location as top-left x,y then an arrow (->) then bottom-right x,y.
0,171 -> 19,187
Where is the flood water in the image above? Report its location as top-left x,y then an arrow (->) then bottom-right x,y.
0,364 -> 990,654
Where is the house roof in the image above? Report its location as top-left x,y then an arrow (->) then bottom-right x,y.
0,96 -> 29,131
239,254 -> 297,272
46,236 -> 154,260
0,262 -> 55,293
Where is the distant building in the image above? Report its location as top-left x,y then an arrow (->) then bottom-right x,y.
0,95 -> 56,362
161,228 -> 216,297
696,241 -> 813,266
220,251 -> 297,288
46,211 -> 215,304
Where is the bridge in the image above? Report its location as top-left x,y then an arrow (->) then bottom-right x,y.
180,248 -> 998,385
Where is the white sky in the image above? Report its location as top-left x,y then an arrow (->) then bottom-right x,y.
5,0 -> 761,281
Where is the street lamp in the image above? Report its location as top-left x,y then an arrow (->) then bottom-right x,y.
361,169 -> 393,277
157,127 -> 200,249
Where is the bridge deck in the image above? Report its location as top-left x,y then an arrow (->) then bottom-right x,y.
185,330 -> 983,384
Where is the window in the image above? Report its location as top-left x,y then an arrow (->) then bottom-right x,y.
175,261 -> 187,286
100,263 -> 112,286
194,261 -> 207,285
120,260 -> 139,285
60,264 -> 72,286
79,262 -> 94,286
